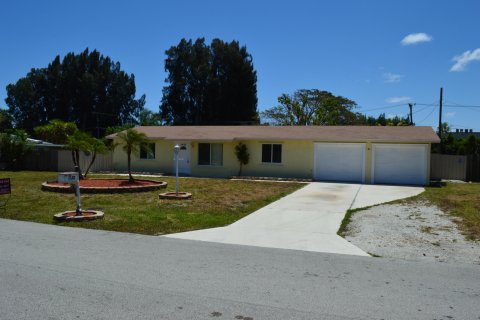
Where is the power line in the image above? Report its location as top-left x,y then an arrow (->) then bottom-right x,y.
443,99 -> 480,108
442,104 -> 480,113
412,105 -> 435,115
417,105 -> 437,124
357,103 -> 406,112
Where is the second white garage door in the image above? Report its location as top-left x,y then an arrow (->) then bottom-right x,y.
372,144 -> 428,185
314,143 -> 365,183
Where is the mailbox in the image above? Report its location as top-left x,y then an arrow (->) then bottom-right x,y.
58,172 -> 79,184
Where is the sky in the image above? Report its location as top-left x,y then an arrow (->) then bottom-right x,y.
1,0 -> 479,131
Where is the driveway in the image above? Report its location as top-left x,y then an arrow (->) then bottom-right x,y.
166,182 -> 423,255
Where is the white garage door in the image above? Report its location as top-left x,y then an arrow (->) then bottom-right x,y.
372,144 -> 428,185
314,143 -> 365,183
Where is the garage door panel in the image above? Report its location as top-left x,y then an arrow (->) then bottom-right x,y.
373,144 -> 427,185
314,143 -> 365,183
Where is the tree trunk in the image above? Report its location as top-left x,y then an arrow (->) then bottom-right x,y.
127,151 -> 134,183
238,163 -> 242,176
84,150 -> 97,178
71,150 -> 77,167
75,150 -> 84,179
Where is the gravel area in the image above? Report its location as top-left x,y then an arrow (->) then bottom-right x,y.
344,202 -> 480,265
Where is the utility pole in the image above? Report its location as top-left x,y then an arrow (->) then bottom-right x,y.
439,87 -> 443,151
438,88 -> 443,135
408,103 -> 415,125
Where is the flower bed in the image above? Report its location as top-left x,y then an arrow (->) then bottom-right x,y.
42,179 -> 167,193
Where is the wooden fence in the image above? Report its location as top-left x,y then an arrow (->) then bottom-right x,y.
466,155 -> 480,182
23,149 -> 113,173
431,154 -> 480,182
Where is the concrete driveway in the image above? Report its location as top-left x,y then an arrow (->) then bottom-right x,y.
166,182 -> 423,256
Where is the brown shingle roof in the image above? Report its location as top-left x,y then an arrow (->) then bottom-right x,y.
107,126 -> 440,143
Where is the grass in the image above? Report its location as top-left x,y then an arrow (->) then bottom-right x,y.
409,182 -> 480,241
337,206 -> 369,237
0,171 -> 303,235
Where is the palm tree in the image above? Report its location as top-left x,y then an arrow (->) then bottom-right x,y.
116,129 -> 150,183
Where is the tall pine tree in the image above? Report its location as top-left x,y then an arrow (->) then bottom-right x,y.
161,38 -> 258,125
5,48 -> 145,137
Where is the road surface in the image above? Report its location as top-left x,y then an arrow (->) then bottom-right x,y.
1,219 -> 479,319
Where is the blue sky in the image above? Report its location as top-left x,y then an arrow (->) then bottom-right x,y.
1,0 -> 479,130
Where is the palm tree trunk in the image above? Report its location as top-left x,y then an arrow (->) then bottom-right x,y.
127,151 -> 133,183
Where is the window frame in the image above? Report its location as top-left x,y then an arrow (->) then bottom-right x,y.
139,142 -> 156,160
261,143 -> 282,164
197,143 -> 223,166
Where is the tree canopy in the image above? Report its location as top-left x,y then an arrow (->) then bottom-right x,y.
5,48 -> 145,137
0,109 -> 12,132
160,38 -> 258,125
261,89 -> 359,125
34,119 -> 78,144
262,89 -> 412,126
357,113 -> 411,126
0,129 -> 31,170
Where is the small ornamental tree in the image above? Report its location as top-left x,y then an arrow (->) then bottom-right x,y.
234,142 -> 250,176
83,137 -> 108,178
65,131 -> 92,179
116,129 -> 150,183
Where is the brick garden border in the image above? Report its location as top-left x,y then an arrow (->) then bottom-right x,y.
41,180 -> 167,194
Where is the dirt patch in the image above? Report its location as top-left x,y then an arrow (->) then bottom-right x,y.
344,202 -> 480,265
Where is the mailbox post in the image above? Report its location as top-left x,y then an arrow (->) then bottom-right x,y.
58,172 -> 82,215
174,144 -> 180,195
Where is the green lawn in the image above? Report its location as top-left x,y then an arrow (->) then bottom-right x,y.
409,182 -> 480,240
0,171 -> 303,235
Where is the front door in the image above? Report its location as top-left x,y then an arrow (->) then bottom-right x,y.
175,142 -> 191,175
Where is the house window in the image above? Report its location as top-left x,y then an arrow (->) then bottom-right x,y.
140,143 -> 156,159
198,143 -> 223,166
262,144 -> 282,163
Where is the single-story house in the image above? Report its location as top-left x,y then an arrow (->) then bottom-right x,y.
107,126 -> 440,185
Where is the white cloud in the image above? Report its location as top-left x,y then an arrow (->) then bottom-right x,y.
401,33 -> 433,46
445,111 -> 456,118
387,113 -> 403,118
450,48 -> 480,72
386,96 -> 412,104
383,72 -> 403,83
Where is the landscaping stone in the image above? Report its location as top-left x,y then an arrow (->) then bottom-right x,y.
344,202 -> 480,265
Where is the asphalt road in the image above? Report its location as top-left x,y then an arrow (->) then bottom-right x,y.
0,219 -> 479,320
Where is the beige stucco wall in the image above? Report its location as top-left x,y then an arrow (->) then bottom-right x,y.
112,139 -> 175,173
190,140 -> 313,178
111,139 -> 313,178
